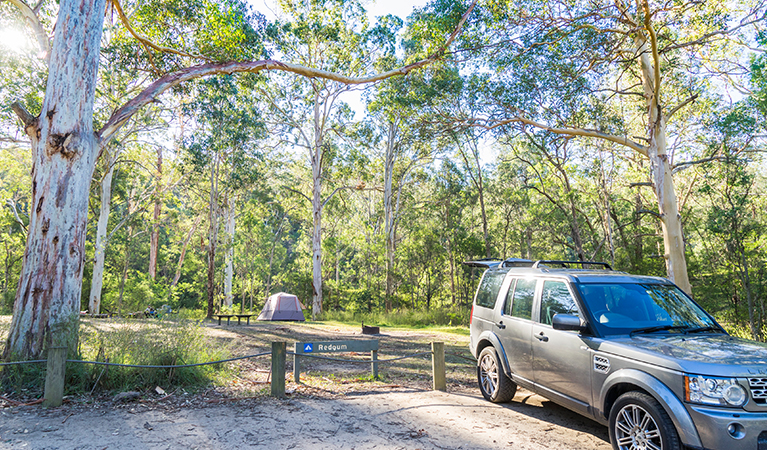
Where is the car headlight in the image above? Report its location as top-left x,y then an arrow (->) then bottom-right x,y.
685,375 -> 747,407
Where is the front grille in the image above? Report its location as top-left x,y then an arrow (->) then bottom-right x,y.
749,378 -> 767,404
593,355 -> 610,374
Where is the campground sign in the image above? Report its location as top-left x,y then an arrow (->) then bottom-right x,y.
293,339 -> 379,382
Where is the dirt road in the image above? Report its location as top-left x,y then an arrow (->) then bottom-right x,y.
0,387 -> 610,449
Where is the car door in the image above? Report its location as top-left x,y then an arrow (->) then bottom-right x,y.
531,279 -> 592,415
496,277 -> 537,384
470,269 -> 509,355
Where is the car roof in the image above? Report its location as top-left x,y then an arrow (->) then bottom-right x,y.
504,268 -> 672,285
468,259 -> 673,286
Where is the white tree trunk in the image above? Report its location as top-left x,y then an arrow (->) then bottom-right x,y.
4,0 -> 107,359
206,152 -> 219,318
636,33 -> 692,295
148,146 -> 162,279
88,154 -> 117,314
311,92 -> 324,320
383,121 -> 397,311
223,195 -> 235,308
311,150 -> 323,320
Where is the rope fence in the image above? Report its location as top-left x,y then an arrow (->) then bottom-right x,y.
1,340 -> 473,405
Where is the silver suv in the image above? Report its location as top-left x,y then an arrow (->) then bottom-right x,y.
467,259 -> 767,450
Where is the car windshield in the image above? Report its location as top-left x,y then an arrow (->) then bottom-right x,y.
576,283 -> 719,336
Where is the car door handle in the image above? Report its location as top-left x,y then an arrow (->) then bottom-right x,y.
535,332 -> 549,342
496,321 -> 506,329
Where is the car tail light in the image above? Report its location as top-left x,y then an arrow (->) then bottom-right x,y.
470,304 -> 474,325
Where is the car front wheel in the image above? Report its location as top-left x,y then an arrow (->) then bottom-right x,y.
608,391 -> 681,450
477,346 -> 516,403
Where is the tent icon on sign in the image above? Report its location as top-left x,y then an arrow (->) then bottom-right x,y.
304,343 -> 313,353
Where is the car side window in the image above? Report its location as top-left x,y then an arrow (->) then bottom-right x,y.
502,279 -> 518,316
540,280 -> 580,326
475,271 -> 506,309
510,278 -> 536,320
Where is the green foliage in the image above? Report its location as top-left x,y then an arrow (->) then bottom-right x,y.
1,320 -> 230,395
77,320 -> 232,392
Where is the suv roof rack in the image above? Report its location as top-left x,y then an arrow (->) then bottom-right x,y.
463,258 -> 534,269
501,258 -> 534,268
462,258 -> 502,268
532,260 -> 612,270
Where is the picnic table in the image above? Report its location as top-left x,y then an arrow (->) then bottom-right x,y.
212,314 -> 254,326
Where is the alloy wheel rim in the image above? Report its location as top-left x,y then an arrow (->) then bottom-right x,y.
479,354 -> 499,396
614,403 -> 662,450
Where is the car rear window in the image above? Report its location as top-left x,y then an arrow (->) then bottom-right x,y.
475,271 -> 506,309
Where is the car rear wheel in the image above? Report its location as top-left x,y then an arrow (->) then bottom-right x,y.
477,346 -> 516,403
609,391 -> 681,450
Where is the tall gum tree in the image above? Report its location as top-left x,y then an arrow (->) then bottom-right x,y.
3,0 -> 475,358
445,0 -> 765,294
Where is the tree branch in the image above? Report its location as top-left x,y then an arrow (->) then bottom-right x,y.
636,209 -> 663,220
281,186 -> 311,204
4,0 -> 49,61
110,0 -> 211,63
672,156 -> 730,173
470,116 -> 649,156
322,186 -> 356,208
642,0 -> 662,110
667,94 -> 698,119
10,101 -> 38,139
10,101 -> 36,127
97,0 -> 477,146
4,199 -> 28,235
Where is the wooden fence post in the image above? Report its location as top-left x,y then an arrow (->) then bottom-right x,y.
371,349 -> 378,380
431,342 -> 446,391
271,341 -> 286,397
43,346 -> 67,407
293,342 -> 301,383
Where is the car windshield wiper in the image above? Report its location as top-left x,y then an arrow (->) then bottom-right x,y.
684,326 -> 723,334
630,325 -> 688,336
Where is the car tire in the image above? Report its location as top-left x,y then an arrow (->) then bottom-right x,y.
608,391 -> 681,450
477,346 -> 517,403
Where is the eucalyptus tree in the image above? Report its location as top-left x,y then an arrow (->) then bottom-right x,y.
364,67 -> 449,310
182,76 -> 265,317
2,0 -> 472,358
262,0 -> 400,319
440,0 -> 766,295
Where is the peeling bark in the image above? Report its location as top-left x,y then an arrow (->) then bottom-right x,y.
3,0 -> 106,359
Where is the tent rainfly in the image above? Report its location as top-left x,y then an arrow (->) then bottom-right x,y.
257,292 -> 306,321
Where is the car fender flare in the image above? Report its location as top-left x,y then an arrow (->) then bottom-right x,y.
475,331 -> 511,376
600,368 -> 702,448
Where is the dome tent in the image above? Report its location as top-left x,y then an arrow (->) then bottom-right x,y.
257,292 -> 306,321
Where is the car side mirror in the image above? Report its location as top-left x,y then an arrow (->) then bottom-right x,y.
552,314 -> 587,332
